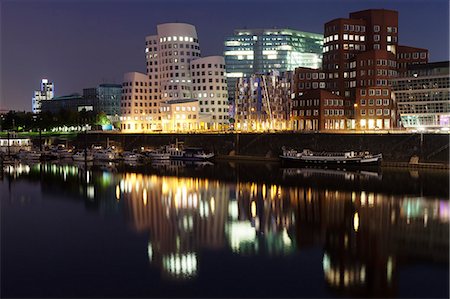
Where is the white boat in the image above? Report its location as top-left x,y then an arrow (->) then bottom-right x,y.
122,151 -> 144,163
280,148 -> 382,166
166,145 -> 214,161
73,151 -> 94,162
55,148 -> 74,159
92,148 -> 118,161
17,149 -> 42,160
146,148 -> 171,160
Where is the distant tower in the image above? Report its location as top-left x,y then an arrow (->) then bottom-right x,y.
32,79 -> 54,114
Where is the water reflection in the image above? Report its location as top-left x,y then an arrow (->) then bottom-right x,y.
2,162 -> 449,297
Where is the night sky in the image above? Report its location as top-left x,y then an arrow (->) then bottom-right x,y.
1,0 -> 449,111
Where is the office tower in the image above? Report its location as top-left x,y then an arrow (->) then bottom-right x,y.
224,28 -> 323,103
32,79 -> 54,114
392,61 -> 450,130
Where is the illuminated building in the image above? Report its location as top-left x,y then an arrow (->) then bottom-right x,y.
121,23 -> 228,132
32,79 -> 54,114
224,28 -> 323,105
142,23 -> 200,131
120,72 -> 151,132
160,99 -> 204,132
190,56 -> 229,130
391,61 -> 450,130
235,71 -> 293,131
291,89 -> 350,131
294,9 -> 429,131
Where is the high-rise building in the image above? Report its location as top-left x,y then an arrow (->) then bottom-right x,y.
120,23 -> 229,132
224,28 -> 323,103
190,56 -> 229,129
32,79 -> 54,114
235,71 -> 292,131
144,23 -> 201,128
392,61 -> 450,130
293,9 -> 429,131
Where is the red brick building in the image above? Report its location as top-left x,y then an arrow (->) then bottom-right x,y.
397,45 -> 429,74
292,9 -> 428,131
292,90 -> 350,131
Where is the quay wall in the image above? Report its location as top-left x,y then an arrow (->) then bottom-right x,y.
69,132 -> 449,163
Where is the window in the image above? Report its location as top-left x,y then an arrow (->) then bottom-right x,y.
374,25 -> 380,32
374,35 -> 380,41
376,109 -> 382,115
374,44 -> 380,50
384,109 -> 390,115
361,109 -> 366,116
361,99 -> 366,106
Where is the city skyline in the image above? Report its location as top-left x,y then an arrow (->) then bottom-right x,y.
1,0 -> 449,111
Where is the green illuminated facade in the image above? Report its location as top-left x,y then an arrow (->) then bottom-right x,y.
224,28 -> 323,102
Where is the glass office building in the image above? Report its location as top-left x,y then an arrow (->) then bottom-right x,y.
392,61 -> 450,130
97,84 -> 122,119
224,28 -> 323,102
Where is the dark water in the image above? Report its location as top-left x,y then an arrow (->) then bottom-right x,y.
1,161 -> 449,298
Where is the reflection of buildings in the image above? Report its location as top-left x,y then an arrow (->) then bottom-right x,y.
121,174 -> 229,280
9,164 -> 446,296
290,186 -> 449,297
118,170 -> 448,294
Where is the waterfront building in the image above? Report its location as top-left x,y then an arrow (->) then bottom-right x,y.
32,79 -> 54,114
293,9 -> 429,131
292,89 -> 350,131
391,61 -> 450,130
97,84 -> 122,122
142,23 -> 200,131
224,28 -> 323,104
190,56 -> 229,130
120,23 -> 228,132
235,71 -> 292,131
160,99 -> 204,132
120,72 -> 152,132
40,93 -> 94,114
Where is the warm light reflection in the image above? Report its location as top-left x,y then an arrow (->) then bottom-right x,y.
353,212 -> 359,232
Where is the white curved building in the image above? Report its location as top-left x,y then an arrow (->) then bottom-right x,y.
120,72 -> 152,132
190,56 -> 229,130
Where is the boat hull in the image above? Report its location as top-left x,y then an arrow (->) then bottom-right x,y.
280,155 -> 382,167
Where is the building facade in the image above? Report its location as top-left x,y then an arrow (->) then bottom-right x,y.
293,9 -> 428,131
120,72 -> 152,132
392,61 -> 450,130
224,28 -> 323,104
120,23 -> 228,132
235,71 -> 292,131
40,93 -> 94,114
32,79 -> 54,114
292,89 -> 350,131
143,23 -> 200,130
97,84 -> 122,121
190,56 -> 229,130
160,99 -> 203,132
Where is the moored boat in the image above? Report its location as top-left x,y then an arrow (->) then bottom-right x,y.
73,151 -> 94,162
92,147 -> 118,161
17,149 -> 42,160
280,148 -> 382,166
